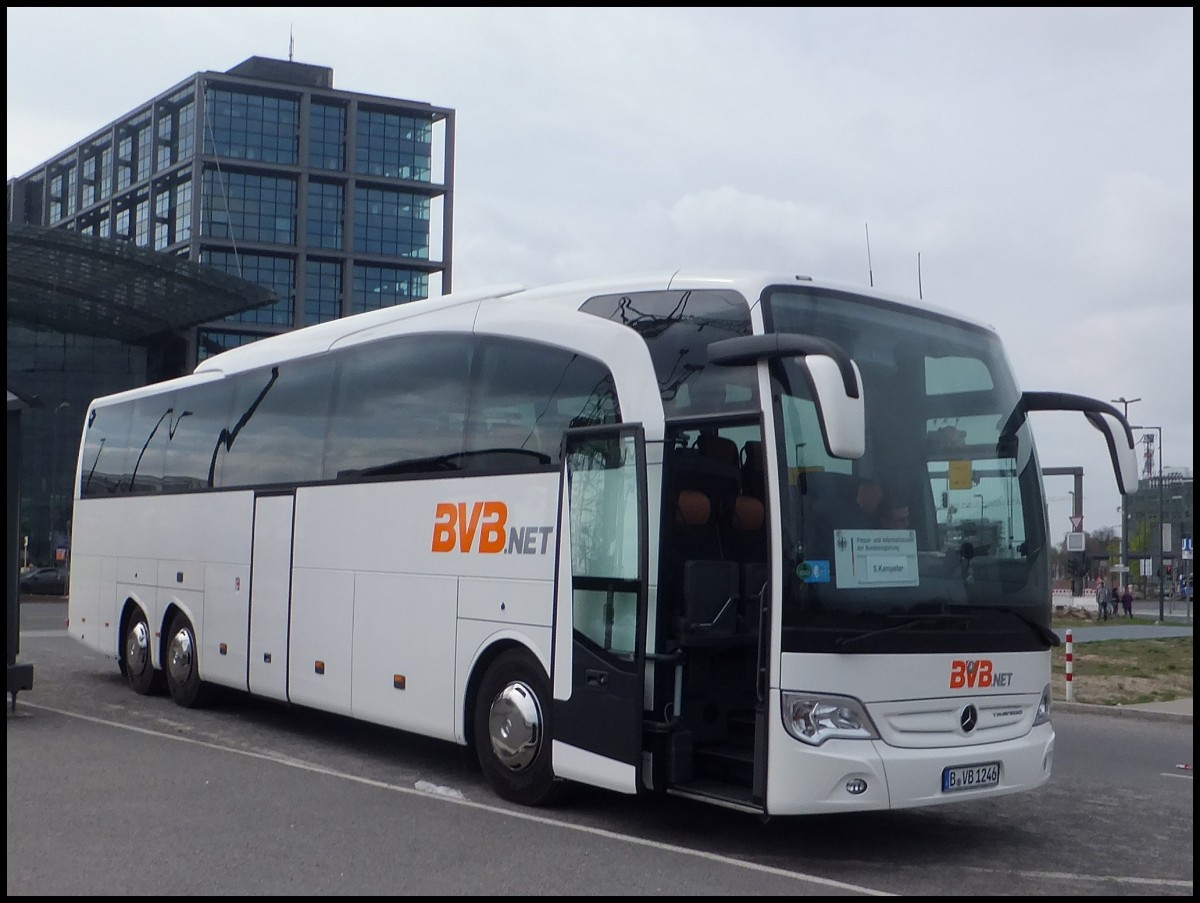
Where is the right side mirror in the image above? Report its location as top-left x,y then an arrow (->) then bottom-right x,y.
1016,392 -> 1139,496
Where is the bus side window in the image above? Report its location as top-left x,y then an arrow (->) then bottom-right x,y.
162,379 -> 234,492
325,335 -> 472,479
465,337 -> 620,471
221,357 -> 337,488
80,402 -> 133,497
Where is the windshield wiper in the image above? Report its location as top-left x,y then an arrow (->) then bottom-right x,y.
833,608 -> 1060,653
835,614 -> 971,652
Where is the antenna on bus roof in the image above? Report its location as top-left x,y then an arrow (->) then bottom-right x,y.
918,251 -> 923,299
289,26 -> 295,61
864,223 -> 874,287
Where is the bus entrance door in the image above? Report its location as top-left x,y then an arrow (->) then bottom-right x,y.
551,425 -> 648,794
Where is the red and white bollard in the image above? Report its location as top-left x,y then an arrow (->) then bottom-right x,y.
1064,629 -> 1074,703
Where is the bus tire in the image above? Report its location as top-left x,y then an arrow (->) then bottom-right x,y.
164,612 -> 214,708
122,607 -> 163,695
473,649 -> 562,807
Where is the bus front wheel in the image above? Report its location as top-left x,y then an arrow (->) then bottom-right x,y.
165,612 -> 214,708
473,649 -> 561,806
122,607 -> 162,695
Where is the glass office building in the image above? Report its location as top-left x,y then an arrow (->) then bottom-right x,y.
7,56 -> 454,567
8,55 -> 455,363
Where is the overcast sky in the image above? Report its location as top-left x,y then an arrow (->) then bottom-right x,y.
7,7 -> 1193,540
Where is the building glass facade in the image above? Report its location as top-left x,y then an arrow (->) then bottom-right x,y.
9,55 -> 454,363
1124,471 -> 1194,593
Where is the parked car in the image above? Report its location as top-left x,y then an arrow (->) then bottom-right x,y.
19,566 -> 69,596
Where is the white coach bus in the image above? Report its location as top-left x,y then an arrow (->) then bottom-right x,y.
68,271 -> 1138,816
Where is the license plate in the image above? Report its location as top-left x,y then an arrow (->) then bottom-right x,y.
942,761 -> 1000,792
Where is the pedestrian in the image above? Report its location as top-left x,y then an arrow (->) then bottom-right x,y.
1096,582 -> 1109,620
1121,584 -> 1133,619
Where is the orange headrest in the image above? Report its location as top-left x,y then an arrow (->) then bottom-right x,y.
732,495 -> 765,531
676,489 -> 711,526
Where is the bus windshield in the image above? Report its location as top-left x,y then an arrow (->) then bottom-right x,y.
763,285 -> 1051,655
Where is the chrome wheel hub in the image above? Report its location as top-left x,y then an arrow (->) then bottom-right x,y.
167,626 -> 195,687
126,620 -> 150,673
488,680 -> 542,771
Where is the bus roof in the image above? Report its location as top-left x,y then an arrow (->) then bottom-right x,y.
92,269 -> 996,408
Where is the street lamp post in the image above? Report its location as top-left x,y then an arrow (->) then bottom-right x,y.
1110,396 -> 1141,419
1116,505 -> 1123,579
1170,494 -> 1184,611
1111,397 -> 1139,591
1131,424 -> 1164,623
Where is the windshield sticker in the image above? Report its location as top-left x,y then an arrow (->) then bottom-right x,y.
947,459 -> 973,490
796,560 -> 831,583
833,530 -> 920,588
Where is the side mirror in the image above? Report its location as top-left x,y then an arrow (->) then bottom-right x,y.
806,356 -> 866,459
1015,392 -> 1139,495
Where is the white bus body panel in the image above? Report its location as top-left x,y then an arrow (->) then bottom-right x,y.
351,571 -> 458,739
459,577 -> 550,626
64,552 -> 113,653
69,493 -> 256,665
204,561 -> 253,689
248,495 -> 295,701
552,740 -> 638,794
288,568 -> 354,714
115,557 -> 158,662
291,476 -> 559,581
766,651 -> 1054,815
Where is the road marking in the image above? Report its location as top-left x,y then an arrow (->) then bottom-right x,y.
958,866 -> 1191,890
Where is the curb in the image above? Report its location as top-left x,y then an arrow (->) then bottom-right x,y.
1053,700 -> 1192,724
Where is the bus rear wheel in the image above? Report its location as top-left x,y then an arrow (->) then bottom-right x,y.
165,612 -> 214,708
122,607 -> 162,695
473,649 -> 561,806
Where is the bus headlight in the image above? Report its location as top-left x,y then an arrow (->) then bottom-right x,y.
781,691 -> 880,746
1033,683 -> 1052,726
